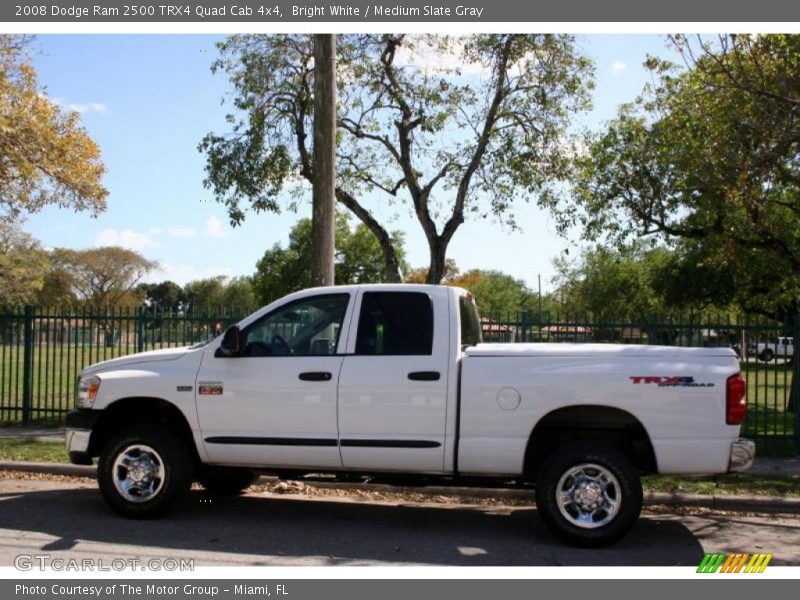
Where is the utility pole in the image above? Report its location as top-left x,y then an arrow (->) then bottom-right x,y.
538,273 -> 543,325
312,34 -> 336,287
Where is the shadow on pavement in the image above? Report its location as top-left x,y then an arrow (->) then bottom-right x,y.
0,486 -> 707,566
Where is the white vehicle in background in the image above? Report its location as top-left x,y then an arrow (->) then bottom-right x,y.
756,337 -> 794,362
65,284 -> 753,547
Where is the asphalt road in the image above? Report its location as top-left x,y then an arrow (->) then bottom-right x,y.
0,478 -> 798,567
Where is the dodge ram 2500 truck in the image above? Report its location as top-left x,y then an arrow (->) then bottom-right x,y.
65,284 -> 754,546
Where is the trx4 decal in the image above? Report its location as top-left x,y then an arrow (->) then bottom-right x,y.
629,376 -> 715,388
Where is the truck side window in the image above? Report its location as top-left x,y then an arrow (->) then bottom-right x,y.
242,294 -> 349,357
355,292 -> 433,356
459,294 -> 482,348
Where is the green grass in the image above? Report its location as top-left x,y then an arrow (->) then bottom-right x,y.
740,361 -> 797,441
0,439 -> 68,463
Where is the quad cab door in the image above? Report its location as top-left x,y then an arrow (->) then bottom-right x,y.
195,292 -> 353,468
337,287 -> 451,472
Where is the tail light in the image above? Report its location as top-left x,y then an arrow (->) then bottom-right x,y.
726,373 -> 747,425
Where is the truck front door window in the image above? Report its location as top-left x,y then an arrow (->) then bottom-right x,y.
243,294 -> 349,356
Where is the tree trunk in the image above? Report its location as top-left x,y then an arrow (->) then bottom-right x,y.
425,238 -> 448,284
311,34 -> 336,287
335,189 -> 402,282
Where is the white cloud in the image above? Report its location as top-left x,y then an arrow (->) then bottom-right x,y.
147,227 -> 163,236
202,217 -> 229,240
167,226 -> 197,238
49,96 -> 108,114
394,38 -> 490,77
94,228 -> 158,251
611,61 -> 628,75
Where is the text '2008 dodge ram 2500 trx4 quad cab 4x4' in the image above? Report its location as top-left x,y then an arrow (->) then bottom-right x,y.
65,284 -> 754,546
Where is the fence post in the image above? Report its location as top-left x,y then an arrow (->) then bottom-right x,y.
137,305 -> 146,354
793,314 -> 800,455
21,305 -> 34,425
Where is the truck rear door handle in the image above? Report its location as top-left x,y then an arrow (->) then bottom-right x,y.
408,371 -> 440,381
298,372 -> 333,382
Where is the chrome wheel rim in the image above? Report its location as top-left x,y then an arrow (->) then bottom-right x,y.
111,444 -> 165,503
555,462 -> 621,529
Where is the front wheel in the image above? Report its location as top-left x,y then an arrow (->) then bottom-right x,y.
535,442 -> 642,547
761,349 -> 774,362
98,425 -> 192,518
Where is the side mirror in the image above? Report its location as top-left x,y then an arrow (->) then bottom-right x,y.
219,325 -> 242,356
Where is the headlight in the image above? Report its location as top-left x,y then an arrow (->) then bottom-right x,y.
76,375 -> 101,409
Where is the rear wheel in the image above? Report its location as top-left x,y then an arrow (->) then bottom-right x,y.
761,349 -> 775,362
98,425 -> 192,518
535,442 -> 642,547
196,466 -> 258,495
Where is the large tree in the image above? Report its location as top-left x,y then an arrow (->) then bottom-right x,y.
252,214 -> 406,304
50,247 -> 157,311
201,34 -> 592,283
0,220 -> 50,304
0,36 -> 107,222
572,34 -> 800,321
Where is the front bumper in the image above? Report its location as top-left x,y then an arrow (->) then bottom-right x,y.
64,409 -> 101,465
727,438 -> 756,473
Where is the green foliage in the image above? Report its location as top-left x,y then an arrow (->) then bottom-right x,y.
252,214 -> 406,304
552,244 -> 738,322
0,36 -> 107,222
447,269 -> 535,317
182,275 -> 257,315
0,220 -> 50,304
202,34 -> 593,283
49,247 -> 157,311
136,280 -> 185,312
571,34 -> 800,319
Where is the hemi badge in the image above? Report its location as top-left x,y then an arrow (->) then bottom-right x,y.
176,386 -> 192,392
198,382 -> 224,395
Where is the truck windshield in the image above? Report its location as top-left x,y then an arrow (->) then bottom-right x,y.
459,294 -> 482,348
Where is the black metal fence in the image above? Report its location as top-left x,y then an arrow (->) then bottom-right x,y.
0,305 -> 246,426
1,305 -> 798,455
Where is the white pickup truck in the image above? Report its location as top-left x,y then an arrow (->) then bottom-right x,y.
755,336 -> 794,362
65,284 -> 754,546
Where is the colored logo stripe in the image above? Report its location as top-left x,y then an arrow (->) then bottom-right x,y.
697,552 -> 772,573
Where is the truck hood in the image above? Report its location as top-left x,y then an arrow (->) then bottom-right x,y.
81,347 -> 193,375
465,343 -> 737,358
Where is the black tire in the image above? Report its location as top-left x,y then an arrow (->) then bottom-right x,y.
98,425 -> 192,518
535,441 -> 642,547
196,466 -> 257,495
761,349 -> 774,362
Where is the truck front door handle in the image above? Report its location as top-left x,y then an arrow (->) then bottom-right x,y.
407,371 -> 441,381
298,372 -> 333,382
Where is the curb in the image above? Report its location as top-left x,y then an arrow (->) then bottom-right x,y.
1,460 -> 800,514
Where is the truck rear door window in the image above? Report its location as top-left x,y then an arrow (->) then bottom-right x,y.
355,292 -> 433,356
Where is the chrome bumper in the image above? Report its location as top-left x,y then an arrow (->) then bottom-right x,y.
728,438 -> 756,473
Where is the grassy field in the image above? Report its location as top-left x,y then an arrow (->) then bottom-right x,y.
0,439 -> 68,463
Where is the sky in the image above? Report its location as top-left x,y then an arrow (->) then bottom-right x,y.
21,34 -> 676,291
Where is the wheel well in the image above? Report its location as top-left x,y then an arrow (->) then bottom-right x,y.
88,398 -> 199,462
523,406 -> 657,480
